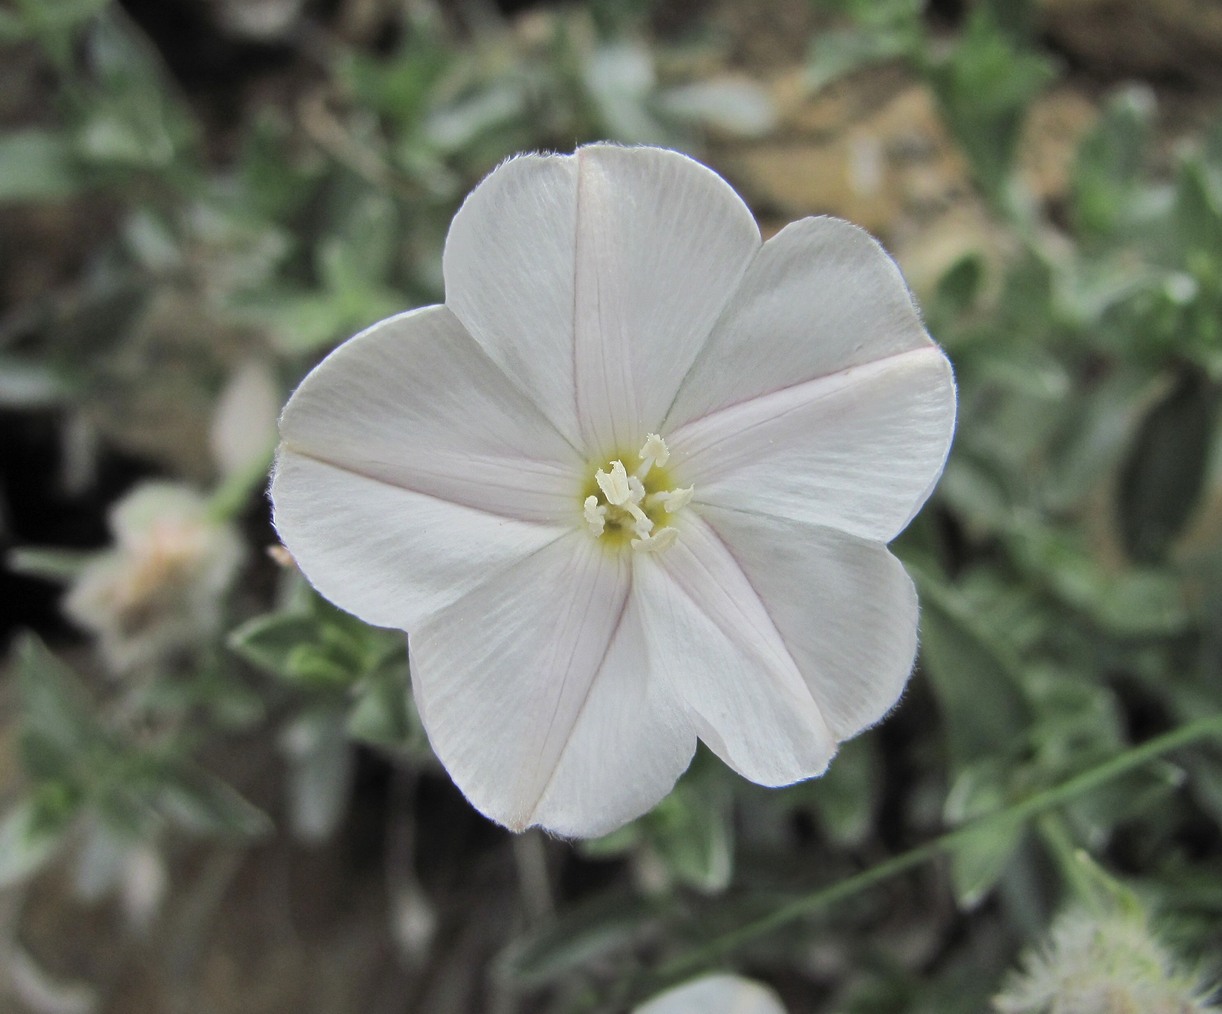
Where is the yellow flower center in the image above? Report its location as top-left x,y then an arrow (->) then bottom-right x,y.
582,434 -> 693,553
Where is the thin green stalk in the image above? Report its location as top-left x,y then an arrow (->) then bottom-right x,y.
649,714 -> 1222,987
1035,813 -> 1142,918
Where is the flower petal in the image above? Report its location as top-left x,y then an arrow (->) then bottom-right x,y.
569,145 -> 760,454
411,532 -> 689,835
633,975 -> 788,1014
699,505 -> 918,740
665,216 -> 936,430
278,304 -> 581,524
633,514 -> 837,786
443,145 -> 760,454
530,591 -> 696,838
271,454 -> 564,630
443,152 -> 584,442
669,346 -> 955,541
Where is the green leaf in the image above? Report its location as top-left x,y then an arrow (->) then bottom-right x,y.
228,612 -> 320,680
7,0 -> 109,66
1024,669 -> 1124,780
943,761 -> 1026,909
947,813 -> 1026,911
1117,370 -> 1219,563
812,0 -> 923,32
501,894 -> 663,988
1089,570 -> 1189,636
157,767 -> 272,839
13,0 -> 110,33
0,130 -> 84,202
579,765 -> 734,893
0,10 -> 24,43
1040,368 -> 1150,512
808,735 -> 879,847
231,596 -> 404,693
340,36 -> 453,127
425,84 -> 532,154
925,7 -> 1056,204
1174,154 -> 1222,263
934,456 -> 1012,533
1071,85 -> 1156,237
286,645 -> 358,687
911,568 -> 1031,767
14,634 -> 104,781
233,112 -> 322,221
234,289 -> 351,354
979,0 -> 1037,40
1008,527 -> 1189,636
1067,761 -> 1186,842
933,253 -> 986,320
326,191 -> 400,284
647,780 -> 734,895
1035,824 -> 1144,917
0,796 -> 73,888
1181,752 -> 1222,829
346,668 -> 414,748
806,27 -> 914,92
580,822 -> 642,860
71,11 -> 195,172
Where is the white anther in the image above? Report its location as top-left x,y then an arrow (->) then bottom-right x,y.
665,486 -> 694,512
626,474 -> 646,503
648,486 -> 694,513
595,460 -> 632,506
632,527 -> 678,553
583,496 -> 606,537
636,433 -> 670,476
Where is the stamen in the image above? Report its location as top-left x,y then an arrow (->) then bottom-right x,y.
584,436 -> 689,553
583,496 -> 606,537
595,461 -> 632,506
647,486 -> 694,513
636,433 -> 670,477
632,527 -> 678,553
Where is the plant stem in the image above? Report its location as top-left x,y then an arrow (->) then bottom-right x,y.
648,714 -> 1222,987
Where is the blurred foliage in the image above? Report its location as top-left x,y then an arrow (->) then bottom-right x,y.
1,0 -> 1222,1012
1,634 -> 269,891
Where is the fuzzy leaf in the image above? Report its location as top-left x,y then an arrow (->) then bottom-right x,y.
157,768 -> 272,839
0,130 -> 83,201
0,797 -> 72,888
1117,371 -> 1219,563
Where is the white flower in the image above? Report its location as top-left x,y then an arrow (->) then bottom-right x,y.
271,144 -> 956,837
65,482 -> 243,673
633,974 -> 787,1014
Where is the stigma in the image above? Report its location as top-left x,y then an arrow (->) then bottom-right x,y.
582,434 -> 692,552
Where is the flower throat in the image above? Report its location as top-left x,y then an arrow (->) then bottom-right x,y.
583,434 -> 693,552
